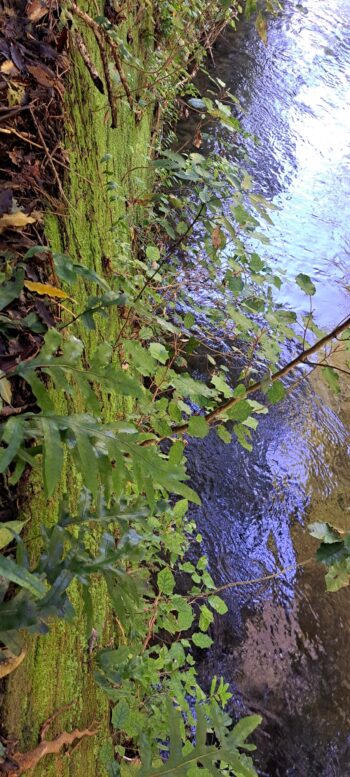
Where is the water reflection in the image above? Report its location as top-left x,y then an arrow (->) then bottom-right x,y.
185,1 -> 350,773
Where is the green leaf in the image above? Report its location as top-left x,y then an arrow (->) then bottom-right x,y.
146,245 -> 160,262
208,595 -> 228,615
157,567 -> 175,595
112,700 -> 130,730
0,520 -> 27,550
230,715 -> 262,747
188,416 -> 209,439
216,425 -> 231,444
227,400 -> 251,423
199,604 -> 214,631
295,273 -> 316,296
266,381 -> 286,404
74,427 -> 99,498
309,522 -> 341,544
0,555 -> 46,598
0,417 -> 25,474
149,342 -> 169,364
41,418 -> 63,498
325,560 -> 350,592
323,367 -> 340,394
192,632 -> 213,648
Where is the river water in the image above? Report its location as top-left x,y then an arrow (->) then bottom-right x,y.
184,2 -> 350,775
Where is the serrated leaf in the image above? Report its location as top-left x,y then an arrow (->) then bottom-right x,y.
266,381 -> 285,404
208,595 -> 228,615
216,425 -> 231,444
192,632 -> 213,648
188,416 -> 209,439
112,700 -> 130,730
149,342 -> 169,364
157,567 -> 175,595
323,367 -> 340,394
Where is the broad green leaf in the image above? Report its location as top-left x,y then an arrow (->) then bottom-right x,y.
199,604 -> 214,632
325,560 -> 350,592
295,273 -> 316,296
266,381 -> 285,404
146,245 -> 160,262
192,632 -> 213,648
157,567 -> 175,595
323,367 -> 340,394
309,522 -> 341,544
188,416 -> 209,439
208,595 -> 228,615
149,342 -> 169,364
112,700 -> 130,730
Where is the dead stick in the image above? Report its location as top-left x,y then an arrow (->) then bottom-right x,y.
10,723 -> 99,776
73,31 -> 104,94
68,1 -> 134,111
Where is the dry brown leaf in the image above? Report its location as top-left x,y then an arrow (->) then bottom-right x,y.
211,226 -> 225,249
1,59 -> 20,76
27,64 -> 64,97
26,0 -> 49,22
193,128 -> 202,149
24,280 -> 70,300
0,211 -> 38,234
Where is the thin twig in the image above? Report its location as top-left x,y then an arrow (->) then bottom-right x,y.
172,312 -> 350,434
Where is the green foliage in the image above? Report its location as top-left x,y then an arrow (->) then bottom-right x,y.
134,700 -> 261,777
309,522 -> 350,591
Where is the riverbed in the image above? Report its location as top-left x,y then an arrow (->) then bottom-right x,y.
184,2 -> 350,775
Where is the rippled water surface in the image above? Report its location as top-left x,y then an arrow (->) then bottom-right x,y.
185,1 -> 350,774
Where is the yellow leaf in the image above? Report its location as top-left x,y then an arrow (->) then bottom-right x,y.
0,211 -> 38,234
0,377 -> 12,405
24,280 -> 72,300
256,13 -> 268,45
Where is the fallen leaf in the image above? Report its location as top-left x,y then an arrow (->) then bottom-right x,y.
27,64 -> 64,97
0,211 -> 38,234
26,0 -> 49,22
0,59 -> 19,76
24,280 -> 71,300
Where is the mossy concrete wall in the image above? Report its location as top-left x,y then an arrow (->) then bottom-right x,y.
2,3 -> 155,775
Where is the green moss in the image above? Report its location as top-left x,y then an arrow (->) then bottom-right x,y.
2,4 -> 155,775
